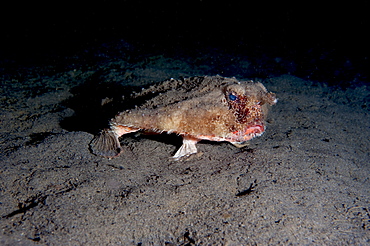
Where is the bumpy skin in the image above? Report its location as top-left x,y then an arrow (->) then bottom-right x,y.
90,76 -> 276,159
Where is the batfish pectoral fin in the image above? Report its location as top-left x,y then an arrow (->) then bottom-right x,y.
90,129 -> 122,159
172,135 -> 200,160
231,141 -> 249,148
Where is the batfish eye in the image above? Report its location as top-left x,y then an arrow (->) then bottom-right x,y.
228,93 -> 238,101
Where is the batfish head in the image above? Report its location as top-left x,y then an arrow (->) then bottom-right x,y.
224,81 -> 277,126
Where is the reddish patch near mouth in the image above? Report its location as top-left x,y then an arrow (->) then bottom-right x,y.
244,124 -> 264,135
229,124 -> 265,142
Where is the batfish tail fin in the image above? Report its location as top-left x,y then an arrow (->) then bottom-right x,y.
90,129 -> 122,158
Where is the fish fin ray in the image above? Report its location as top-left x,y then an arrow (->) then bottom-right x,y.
90,129 -> 121,158
172,136 -> 199,160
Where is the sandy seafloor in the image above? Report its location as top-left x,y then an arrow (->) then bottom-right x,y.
0,42 -> 369,245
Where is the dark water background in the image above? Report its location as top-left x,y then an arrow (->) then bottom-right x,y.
1,2 -> 368,88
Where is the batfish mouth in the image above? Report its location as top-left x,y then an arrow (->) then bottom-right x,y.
244,124 -> 265,135
227,123 -> 265,143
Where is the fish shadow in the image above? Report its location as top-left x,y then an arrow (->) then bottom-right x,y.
60,71 -> 141,134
